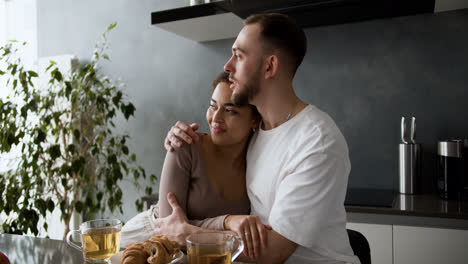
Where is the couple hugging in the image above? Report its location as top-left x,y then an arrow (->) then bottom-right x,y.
122,13 -> 360,264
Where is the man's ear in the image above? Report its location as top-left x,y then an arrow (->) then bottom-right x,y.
264,54 -> 279,79
251,115 -> 261,131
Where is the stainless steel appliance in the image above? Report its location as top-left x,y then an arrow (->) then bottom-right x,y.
437,140 -> 464,200
399,116 -> 420,194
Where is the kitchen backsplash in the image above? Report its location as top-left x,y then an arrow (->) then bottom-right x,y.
36,1 -> 468,218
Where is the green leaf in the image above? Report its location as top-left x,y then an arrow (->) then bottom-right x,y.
113,166 -> 122,180
47,199 -> 55,212
53,69 -> 63,82
122,103 -> 135,119
41,113 -> 51,122
20,106 -> 28,118
60,164 -> 70,176
106,177 -> 113,191
48,144 -> 61,160
91,147 -> 99,155
28,71 -> 38,77
28,98 -> 38,112
139,166 -> 147,178
88,90 -> 96,101
35,199 -> 47,216
71,156 -> 85,173
145,186 -> 153,196
73,129 -> 80,139
112,91 -> 122,106
133,169 -> 140,180
150,174 -> 157,183
121,161 -> 128,174
34,129 -> 46,144
130,153 -> 136,162
97,192 -> 103,201
115,189 -> 122,201
2,46 -> 11,56
67,144 -> 76,154
135,199 -> 143,212
122,145 -> 129,155
75,201 -> 84,213
60,201 -> 67,214
106,109 -> 116,119
65,81 -> 72,98
11,64 -> 17,75
107,154 -> 117,164
46,60 -> 57,71
85,196 -> 93,207
108,22 -> 117,31
108,196 -> 114,209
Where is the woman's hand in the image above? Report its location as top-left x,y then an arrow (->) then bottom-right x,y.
224,215 -> 271,259
164,121 -> 200,151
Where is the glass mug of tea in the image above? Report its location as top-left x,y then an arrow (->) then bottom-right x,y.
66,219 -> 121,263
186,232 -> 244,264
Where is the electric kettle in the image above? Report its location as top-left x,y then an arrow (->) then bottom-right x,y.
437,140 -> 464,200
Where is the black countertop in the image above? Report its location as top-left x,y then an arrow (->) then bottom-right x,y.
345,190 -> 468,229
347,193 -> 468,219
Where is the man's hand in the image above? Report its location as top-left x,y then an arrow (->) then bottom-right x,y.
164,121 -> 200,151
224,215 -> 270,259
153,192 -> 195,246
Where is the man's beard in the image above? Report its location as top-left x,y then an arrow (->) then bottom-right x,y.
231,69 -> 261,105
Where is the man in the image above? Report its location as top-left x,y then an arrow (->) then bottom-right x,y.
160,13 -> 360,264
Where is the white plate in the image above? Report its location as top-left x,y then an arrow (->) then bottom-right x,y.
109,249 -> 184,264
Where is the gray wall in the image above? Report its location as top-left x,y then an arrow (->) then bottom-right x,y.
37,1 -> 468,220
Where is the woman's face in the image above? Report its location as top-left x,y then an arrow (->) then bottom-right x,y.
207,82 -> 257,146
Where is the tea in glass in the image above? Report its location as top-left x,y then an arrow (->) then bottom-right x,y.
66,219 -> 121,263
188,246 -> 232,264
186,232 -> 243,264
82,228 -> 121,260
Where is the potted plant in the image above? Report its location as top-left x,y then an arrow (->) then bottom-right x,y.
0,23 -> 156,238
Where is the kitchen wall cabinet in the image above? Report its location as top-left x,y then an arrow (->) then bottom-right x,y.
393,225 -> 468,264
347,222 -> 468,264
346,222 -> 393,264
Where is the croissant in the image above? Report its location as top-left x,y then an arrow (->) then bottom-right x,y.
121,235 -> 180,264
121,242 -> 148,264
146,235 -> 180,264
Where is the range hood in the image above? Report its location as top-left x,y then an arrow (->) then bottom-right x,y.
151,0 -> 436,41
229,0 -> 436,27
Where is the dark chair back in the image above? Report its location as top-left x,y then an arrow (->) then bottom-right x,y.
347,229 -> 371,264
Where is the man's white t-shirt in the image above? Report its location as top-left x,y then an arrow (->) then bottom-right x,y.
247,104 -> 360,264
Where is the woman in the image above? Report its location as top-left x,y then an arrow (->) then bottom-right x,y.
122,72 -> 262,250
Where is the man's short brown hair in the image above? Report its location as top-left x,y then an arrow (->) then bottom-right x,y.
245,13 -> 307,76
